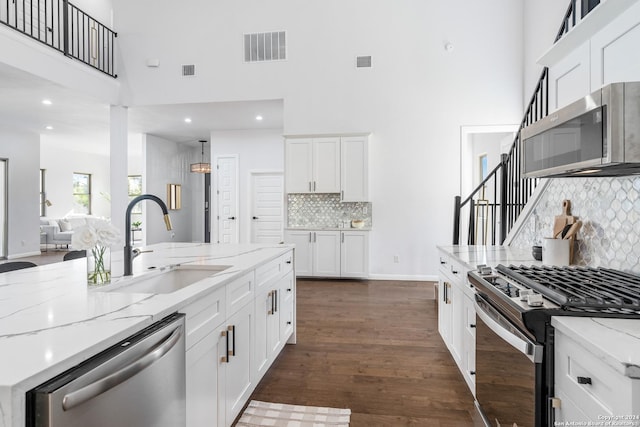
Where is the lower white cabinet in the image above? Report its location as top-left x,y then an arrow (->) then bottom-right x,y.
285,229 -> 369,278
437,251 -> 476,396
222,301 -> 255,426
186,328 -> 224,427
340,231 -> 369,278
183,249 -> 296,427
553,329 -> 640,423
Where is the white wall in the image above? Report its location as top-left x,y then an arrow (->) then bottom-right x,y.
113,0 -> 525,279
142,135 -> 193,244
523,0 -> 572,101
40,140 -> 112,219
210,129 -> 284,244
0,131 -> 41,258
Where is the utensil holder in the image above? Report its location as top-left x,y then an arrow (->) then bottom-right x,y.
542,238 -> 571,266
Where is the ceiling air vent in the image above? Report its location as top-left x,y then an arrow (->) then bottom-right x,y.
356,56 -> 372,68
182,64 -> 195,76
244,31 -> 286,62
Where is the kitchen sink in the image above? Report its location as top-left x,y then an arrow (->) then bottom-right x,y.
105,265 -> 230,294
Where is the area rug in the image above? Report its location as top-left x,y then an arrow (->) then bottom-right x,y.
236,400 -> 351,426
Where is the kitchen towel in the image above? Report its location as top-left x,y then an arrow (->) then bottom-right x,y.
236,400 -> 351,426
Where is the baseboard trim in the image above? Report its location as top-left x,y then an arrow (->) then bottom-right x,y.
367,274 -> 438,282
7,251 -> 42,259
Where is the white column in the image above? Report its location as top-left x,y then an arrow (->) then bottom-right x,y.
110,105 -> 128,241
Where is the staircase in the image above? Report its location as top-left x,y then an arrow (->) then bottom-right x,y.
0,0 -> 117,77
452,0 -> 600,245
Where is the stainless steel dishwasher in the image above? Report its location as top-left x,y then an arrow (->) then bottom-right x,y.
27,313 -> 186,427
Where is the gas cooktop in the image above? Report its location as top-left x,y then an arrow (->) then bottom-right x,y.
468,264 -> 640,341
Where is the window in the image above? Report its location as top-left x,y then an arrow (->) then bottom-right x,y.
40,169 -> 46,217
128,175 -> 142,214
479,154 -> 488,182
73,173 -> 91,214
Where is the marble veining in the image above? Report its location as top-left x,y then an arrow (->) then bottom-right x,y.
0,242 -> 293,427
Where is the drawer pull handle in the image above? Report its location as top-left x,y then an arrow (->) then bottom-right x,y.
469,371 -> 476,375
286,260 -> 292,264
221,330 -> 229,363
577,376 -> 592,385
469,324 -> 476,328
452,269 -> 458,275
440,259 -> 446,265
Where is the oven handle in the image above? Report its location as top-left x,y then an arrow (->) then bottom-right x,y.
474,295 -> 543,363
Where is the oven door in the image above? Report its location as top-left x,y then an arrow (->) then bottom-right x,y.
474,294 -> 543,427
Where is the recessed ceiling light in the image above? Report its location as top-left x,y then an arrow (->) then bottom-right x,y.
45,126 -> 53,130
256,115 -> 263,121
42,99 -> 52,105
184,118 -> 192,123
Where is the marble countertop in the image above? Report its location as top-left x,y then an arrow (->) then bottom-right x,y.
438,245 -> 640,380
436,244 -> 542,269
0,242 -> 293,427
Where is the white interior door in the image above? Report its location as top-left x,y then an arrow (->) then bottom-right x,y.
216,155 -> 238,244
250,172 -> 284,243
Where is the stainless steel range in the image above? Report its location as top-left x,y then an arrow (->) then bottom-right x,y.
468,264 -> 640,427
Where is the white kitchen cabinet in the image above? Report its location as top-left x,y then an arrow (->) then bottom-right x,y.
437,250 -> 476,396
182,249 -> 296,427
284,230 -> 313,276
285,137 -> 340,194
340,230 -> 369,278
285,230 -> 340,277
553,328 -> 640,424
222,301 -> 255,426
313,230 -> 341,277
186,328 -> 224,427
340,136 -> 369,202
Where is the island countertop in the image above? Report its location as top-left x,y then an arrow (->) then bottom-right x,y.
0,242 -> 293,427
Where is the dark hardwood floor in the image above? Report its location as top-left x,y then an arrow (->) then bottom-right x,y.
247,279 -> 483,426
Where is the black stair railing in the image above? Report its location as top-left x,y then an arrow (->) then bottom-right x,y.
452,0 -> 598,245
0,0 -> 117,78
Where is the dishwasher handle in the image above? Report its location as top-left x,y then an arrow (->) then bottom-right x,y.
62,325 -> 183,411
474,295 -> 543,363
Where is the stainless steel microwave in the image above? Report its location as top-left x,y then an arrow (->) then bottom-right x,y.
521,82 -> 640,177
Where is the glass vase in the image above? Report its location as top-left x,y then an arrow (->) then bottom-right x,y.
87,245 -> 111,286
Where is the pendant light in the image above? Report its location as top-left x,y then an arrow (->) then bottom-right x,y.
191,140 -> 211,173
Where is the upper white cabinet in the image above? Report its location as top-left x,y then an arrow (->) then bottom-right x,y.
340,136 -> 369,202
285,137 -> 340,193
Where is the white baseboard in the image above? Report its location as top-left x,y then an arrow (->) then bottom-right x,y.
367,273 -> 438,282
7,251 -> 42,259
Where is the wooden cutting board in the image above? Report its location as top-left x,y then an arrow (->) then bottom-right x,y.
553,200 -> 576,238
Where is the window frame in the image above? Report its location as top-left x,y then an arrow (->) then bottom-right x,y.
72,172 -> 92,215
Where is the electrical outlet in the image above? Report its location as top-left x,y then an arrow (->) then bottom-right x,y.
393,255 -> 399,263
363,206 -> 368,215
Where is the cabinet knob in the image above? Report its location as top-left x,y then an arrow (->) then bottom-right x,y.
577,376 -> 592,385
440,259 -> 446,265
469,371 -> 476,376
287,321 -> 292,325
469,324 -> 476,328
285,260 -> 292,264
252,216 -> 259,220
228,216 -> 236,220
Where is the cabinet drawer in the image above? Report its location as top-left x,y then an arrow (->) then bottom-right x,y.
555,330 -> 633,418
281,251 -> 294,275
181,285 -> 226,350
438,254 -> 467,283
255,257 -> 283,294
226,271 -> 255,315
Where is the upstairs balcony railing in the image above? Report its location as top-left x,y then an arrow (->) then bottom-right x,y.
0,0 -> 117,78
452,0 -> 600,245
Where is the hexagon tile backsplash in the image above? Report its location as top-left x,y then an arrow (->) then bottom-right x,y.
287,194 -> 372,228
510,176 -> 640,273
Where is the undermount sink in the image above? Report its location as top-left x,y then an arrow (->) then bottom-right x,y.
105,265 -> 230,294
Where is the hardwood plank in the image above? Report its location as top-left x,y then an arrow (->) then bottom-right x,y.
245,279 -> 478,426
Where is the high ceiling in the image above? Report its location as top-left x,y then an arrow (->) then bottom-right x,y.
0,62 -> 284,154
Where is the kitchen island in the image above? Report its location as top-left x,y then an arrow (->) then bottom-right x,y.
0,242 -> 295,427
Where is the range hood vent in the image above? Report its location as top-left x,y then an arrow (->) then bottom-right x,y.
182,64 -> 195,76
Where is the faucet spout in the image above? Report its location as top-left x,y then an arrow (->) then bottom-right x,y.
124,194 -> 173,276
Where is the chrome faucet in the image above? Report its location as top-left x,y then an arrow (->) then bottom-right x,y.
124,194 -> 173,276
